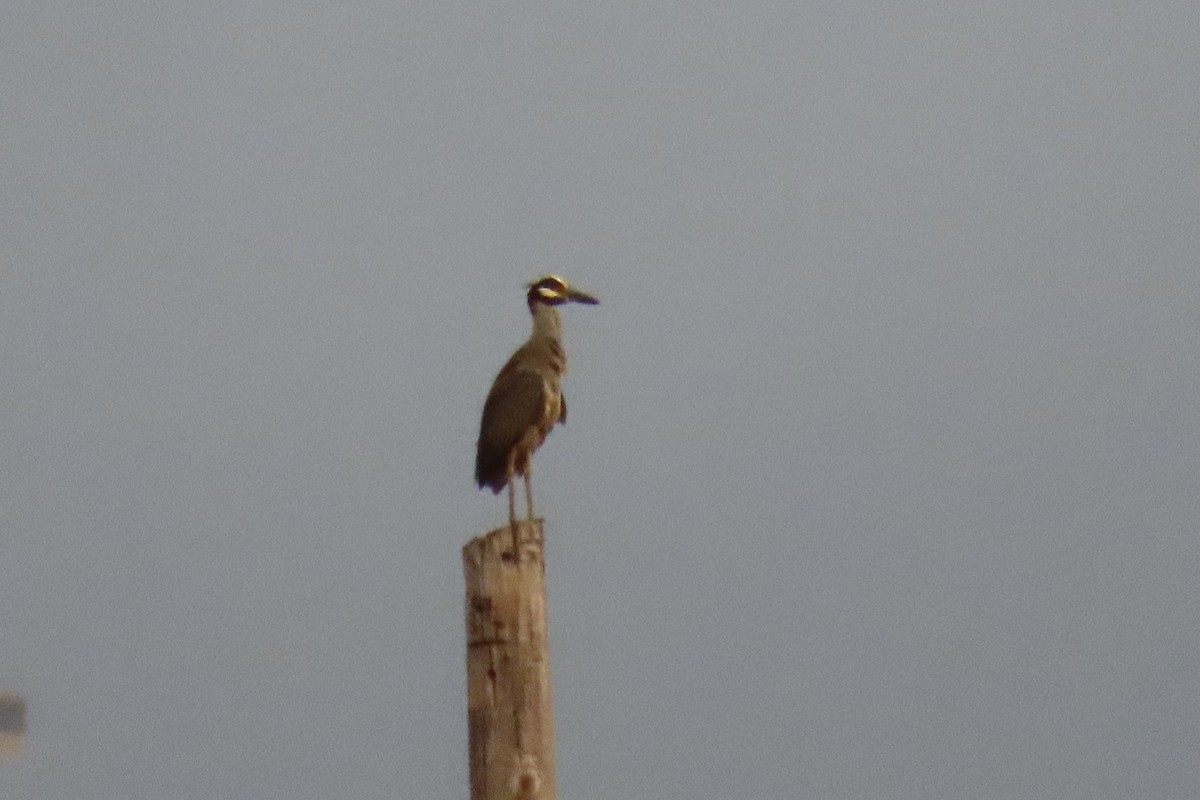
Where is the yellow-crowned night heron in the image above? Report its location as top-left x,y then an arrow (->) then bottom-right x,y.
476,275 -> 598,531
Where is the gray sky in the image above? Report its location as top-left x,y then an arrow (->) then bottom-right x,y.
2,2 -> 1198,798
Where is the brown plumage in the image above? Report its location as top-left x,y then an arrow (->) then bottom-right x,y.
475,275 -> 597,530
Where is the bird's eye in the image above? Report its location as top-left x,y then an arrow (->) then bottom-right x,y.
536,286 -> 559,300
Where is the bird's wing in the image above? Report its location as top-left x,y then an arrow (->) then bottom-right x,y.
559,392 -> 567,424
475,366 -> 549,489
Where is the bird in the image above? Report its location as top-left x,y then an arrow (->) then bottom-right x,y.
475,275 -> 598,534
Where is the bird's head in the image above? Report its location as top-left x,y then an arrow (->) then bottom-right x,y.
526,275 -> 599,310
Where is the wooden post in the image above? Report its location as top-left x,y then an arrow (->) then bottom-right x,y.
463,519 -> 557,800
0,693 -> 25,759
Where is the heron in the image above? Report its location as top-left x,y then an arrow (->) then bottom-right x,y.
475,275 -> 598,533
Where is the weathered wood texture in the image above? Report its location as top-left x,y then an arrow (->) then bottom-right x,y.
463,520 -> 557,800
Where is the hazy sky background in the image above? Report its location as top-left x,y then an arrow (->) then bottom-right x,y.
2,2 -> 1198,798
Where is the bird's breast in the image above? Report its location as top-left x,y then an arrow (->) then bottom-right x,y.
542,383 -> 563,430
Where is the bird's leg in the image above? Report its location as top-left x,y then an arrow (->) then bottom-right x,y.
506,460 -> 519,554
524,461 -> 535,523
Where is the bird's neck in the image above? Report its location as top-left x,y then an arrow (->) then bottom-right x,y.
529,303 -> 563,342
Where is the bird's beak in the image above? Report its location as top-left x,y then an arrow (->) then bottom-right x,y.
566,286 -> 599,305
